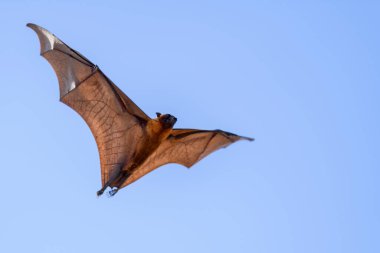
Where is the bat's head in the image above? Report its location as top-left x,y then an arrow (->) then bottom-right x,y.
156,112 -> 177,129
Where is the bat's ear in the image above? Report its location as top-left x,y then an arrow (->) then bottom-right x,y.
156,112 -> 162,117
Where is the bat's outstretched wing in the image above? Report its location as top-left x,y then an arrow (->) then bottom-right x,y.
27,23 -> 150,186
122,129 -> 253,187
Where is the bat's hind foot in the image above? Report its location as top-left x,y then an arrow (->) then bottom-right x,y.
97,188 -> 106,197
107,188 -> 119,197
97,185 -> 110,197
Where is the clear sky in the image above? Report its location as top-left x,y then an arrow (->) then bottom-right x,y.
0,1 -> 379,253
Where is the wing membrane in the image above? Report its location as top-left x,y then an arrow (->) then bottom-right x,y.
28,23 -> 150,186
122,129 -> 253,187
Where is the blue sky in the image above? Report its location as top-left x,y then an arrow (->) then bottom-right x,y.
0,1 -> 379,252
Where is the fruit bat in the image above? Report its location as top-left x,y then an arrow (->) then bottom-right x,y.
27,23 -> 254,197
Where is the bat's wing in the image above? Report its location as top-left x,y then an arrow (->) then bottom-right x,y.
28,23 -> 151,186
122,129 -> 253,187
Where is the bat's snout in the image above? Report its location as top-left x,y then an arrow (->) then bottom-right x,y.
159,114 -> 177,128
168,115 -> 177,125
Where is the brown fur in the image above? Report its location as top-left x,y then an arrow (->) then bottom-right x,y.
111,117 -> 173,188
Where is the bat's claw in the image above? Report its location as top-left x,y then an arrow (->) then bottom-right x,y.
107,188 -> 119,197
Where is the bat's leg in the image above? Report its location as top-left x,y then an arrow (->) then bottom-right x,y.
97,185 -> 109,197
106,171 -> 131,197
97,166 -> 123,196
97,178 -> 116,196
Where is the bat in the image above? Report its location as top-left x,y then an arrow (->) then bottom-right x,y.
27,23 -> 254,197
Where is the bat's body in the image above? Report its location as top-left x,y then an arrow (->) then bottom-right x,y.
99,114 -> 177,196
28,23 -> 253,197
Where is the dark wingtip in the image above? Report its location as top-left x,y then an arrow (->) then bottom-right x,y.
242,136 -> 255,142
26,23 -> 49,35
221,130 -> 254,142
26,23 -> 40,31
26,23 -> 58,55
